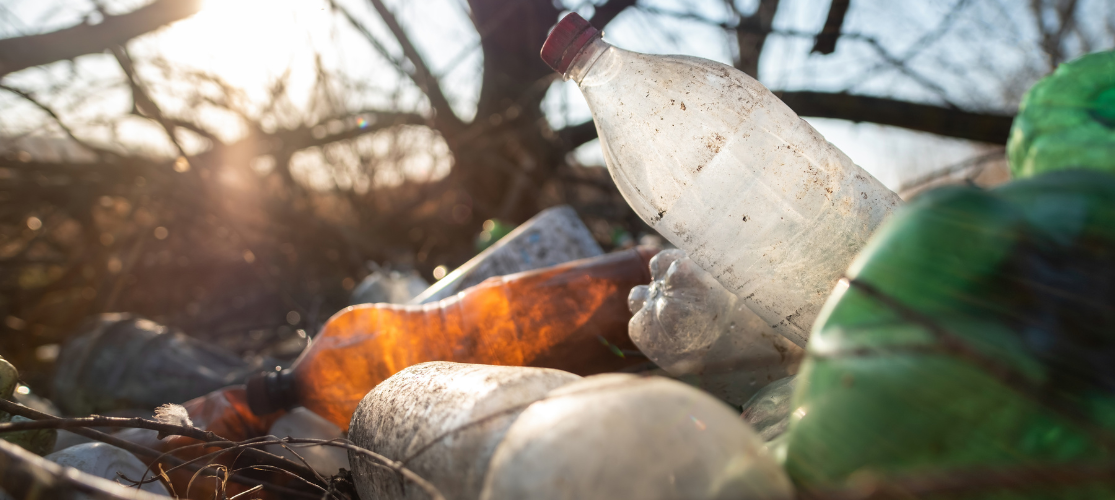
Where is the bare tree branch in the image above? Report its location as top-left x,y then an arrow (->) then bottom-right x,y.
774,91 -> 1011,143
365,0 -> 464,133
592,0 -> 639,29
557,91 -> 1015,150
1031,0 -> 1080,68
731,0 -> 781,78
812,0 -> 851,54
0,0 -> 202,79
0,84 -> 112,159
109,45 -> 193,169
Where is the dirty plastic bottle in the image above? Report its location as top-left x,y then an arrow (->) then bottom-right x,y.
53,314 -> 268,416
42,443 -> 170,496
628,249 -> 803,406
264,407 -> 350,476
410,205 -> 602,304
0,439 -> 172,500
348,362 -> 581,500
350,267 -> 429,305
541,14 -> 901,345
247,247 -> 656,429
480,373 -> 794,500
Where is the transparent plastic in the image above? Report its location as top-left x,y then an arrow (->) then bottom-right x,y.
739,375 -> 797,442
348,362 -> 580,500
43,442 -> 170,496
628,250 -> 803,406
566,36 -> 902,345
480,373 -> 794,500
265,408 -> 350,476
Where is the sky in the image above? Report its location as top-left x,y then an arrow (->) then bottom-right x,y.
1,0 -> 1113,191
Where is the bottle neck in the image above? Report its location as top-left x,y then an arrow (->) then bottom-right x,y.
246,368 -> 297,415
565,35 -> 610,85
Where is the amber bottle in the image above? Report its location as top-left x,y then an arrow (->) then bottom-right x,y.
119,386 -> 287,499
247,246 -> 656,428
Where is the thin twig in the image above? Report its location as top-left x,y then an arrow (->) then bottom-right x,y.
0,399 -> 321,499
0,83 -> 111,160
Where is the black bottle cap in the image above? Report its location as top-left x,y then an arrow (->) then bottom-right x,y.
245,368 -> 297,416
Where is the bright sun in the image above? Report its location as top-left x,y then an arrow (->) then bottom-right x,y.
147,0 -> 334,95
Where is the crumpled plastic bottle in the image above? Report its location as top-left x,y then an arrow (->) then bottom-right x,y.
541,14 -> 901,346
628,249 -> 803,406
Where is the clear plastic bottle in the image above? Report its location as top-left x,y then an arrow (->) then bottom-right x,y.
480,373 -> 794,500
541,14 -> 901,345
348,362 -> 581,500
627,250 -> 803,407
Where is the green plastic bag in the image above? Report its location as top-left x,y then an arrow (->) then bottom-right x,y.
785,170 -> 1115,499
1008,50 -> 1115,178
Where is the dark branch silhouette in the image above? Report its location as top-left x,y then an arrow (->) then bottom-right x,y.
812,0 -> 851,54
558,91 -> 1015,150
0,0 -> 202,78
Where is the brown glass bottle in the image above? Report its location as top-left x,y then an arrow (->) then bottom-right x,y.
248,246 -> 656,429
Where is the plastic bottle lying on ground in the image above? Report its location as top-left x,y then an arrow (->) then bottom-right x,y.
349,267 -> 429,305
541,14 -> 901,346
263,407 -> 350,476
410,205 -> 602,304
248,247 -> 656,429
480,373 -> 794,500
53,314 -> 268,416
628,249 -> 803,406
348,362 -> 581,500
0,439 -> 171,500
42,442 -> 170,497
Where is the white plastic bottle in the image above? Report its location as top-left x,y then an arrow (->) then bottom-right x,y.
628,249 -> 803,407
541,14 -> 901,345
347,362 -> 581,500
265,407 -> 351,476
480,373 -> 793,500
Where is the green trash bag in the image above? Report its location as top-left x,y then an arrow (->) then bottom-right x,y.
1008,50 -> 1115,178
784,170 -> 1115,499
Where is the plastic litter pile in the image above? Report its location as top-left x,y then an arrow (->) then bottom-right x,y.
1,13 -> 1114,500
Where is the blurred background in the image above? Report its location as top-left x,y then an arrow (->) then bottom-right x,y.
0,0 -> 1111,392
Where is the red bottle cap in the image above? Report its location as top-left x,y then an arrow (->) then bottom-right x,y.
540,13 -> 600,75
